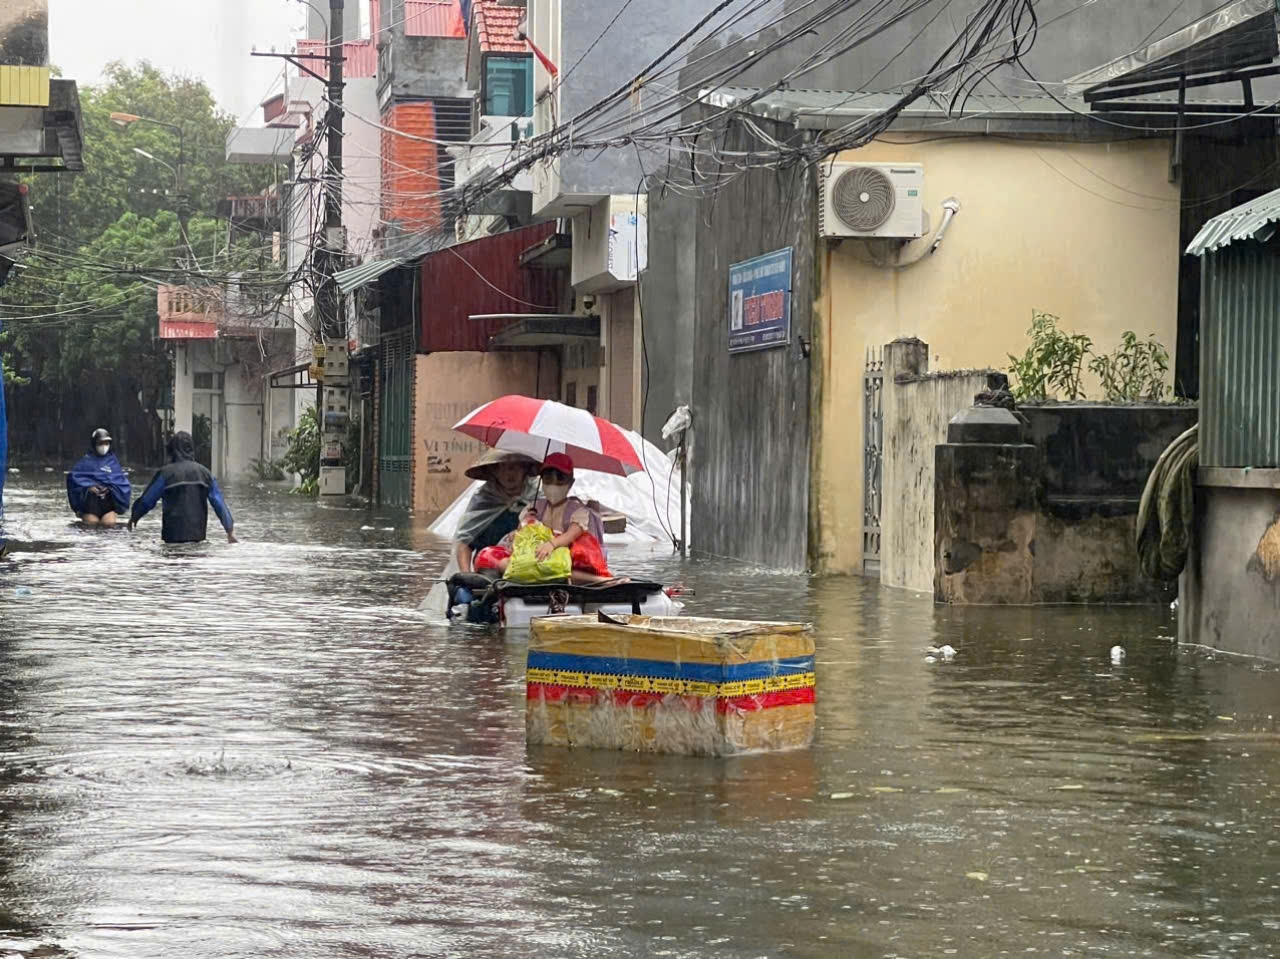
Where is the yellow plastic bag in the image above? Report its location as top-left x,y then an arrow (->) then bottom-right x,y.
506,522 -> 572,584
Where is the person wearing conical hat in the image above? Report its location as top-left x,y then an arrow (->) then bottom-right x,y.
453,449 -> 539,574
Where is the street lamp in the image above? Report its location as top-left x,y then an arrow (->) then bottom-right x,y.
110,112 -> 188,228
132,147 -> 177,185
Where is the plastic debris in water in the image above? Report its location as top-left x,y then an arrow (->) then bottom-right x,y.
1110,645 -> 1126,664
939,645 -> 957,660
1170,598 -> 1180,612
925,656 -> 938,664
14,587 -> 33,597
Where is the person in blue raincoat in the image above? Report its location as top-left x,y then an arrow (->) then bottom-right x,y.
66,428 -> 132,527
128,431 -> 237,544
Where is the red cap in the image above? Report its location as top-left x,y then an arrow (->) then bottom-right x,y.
542,452 -> 575,478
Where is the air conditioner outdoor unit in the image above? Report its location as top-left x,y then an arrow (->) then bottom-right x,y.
820,162 -> 925,239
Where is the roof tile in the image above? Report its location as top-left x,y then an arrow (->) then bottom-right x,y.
474,1 -> 527,55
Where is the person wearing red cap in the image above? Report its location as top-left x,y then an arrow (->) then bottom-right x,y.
528,452 -> 611,579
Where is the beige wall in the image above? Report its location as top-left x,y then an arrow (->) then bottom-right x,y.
602,288 -> 640,430
411,351 -> 560,518
814,135 -> 1180,575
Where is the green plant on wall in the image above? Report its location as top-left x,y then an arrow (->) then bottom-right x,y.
1007,310 -> 1092,401
282,406 -> 321,496
281,406 -> 361,497
1088,331 -> 1170,402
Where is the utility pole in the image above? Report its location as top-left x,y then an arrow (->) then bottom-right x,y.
317,0 -> 350,497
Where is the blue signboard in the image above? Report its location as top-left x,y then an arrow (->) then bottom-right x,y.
728,247 -> 793,354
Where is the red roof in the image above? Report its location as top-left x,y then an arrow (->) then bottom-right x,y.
295,38 -> 378,79
405,0 -> 467,38
473,1 -> 526,54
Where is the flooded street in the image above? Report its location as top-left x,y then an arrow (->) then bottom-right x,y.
1,475 -> 1278,958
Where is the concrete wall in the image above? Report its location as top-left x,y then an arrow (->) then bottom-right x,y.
643,115 -> 814,569
410,350 -> 559,518
529,0 -> 707,210
379,32 -> 469,102
814,135 -> 1181,575
1180,475 -> 1280,660
935,404 -> 1197,604
880,339 -> 990,593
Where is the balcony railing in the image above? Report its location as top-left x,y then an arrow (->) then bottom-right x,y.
452,115 -> 535,190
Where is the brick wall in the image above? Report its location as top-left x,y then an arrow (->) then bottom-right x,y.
381,101 -> 442,233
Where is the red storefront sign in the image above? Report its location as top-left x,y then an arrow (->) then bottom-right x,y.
159,319 -> 219,340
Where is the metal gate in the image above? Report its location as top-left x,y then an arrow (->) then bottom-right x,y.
379,328 -> 414,508
863,348 -> 884,577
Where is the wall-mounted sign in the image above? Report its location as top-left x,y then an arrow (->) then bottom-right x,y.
728,247 -> 792,354
608,210 -> 648,282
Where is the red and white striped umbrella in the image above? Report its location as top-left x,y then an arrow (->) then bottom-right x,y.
453,395 -> 646,476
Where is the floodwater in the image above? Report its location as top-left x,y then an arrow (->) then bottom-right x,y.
1,474 -> 1279,959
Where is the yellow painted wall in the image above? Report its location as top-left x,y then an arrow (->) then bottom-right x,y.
813,136 -> 1180,575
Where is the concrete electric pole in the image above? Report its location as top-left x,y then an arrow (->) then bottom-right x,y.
316,0 -> 350,498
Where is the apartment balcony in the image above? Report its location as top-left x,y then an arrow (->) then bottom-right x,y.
216,188 -> 283,236
452,115 -> 534,218
157,282 -> 291,341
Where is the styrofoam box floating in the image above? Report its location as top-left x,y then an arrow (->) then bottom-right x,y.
526,615 -> 816,757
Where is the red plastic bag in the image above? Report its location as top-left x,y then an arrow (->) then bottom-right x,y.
474,545 -> 511,571
570,533 -> 611,576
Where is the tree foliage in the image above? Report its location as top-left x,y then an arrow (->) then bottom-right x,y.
0,62 -> 281,462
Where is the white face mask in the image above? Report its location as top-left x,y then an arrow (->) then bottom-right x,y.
96,444 -> 110,456
543,483 -> 570,505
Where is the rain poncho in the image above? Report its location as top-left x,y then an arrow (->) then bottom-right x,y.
130,432 -> 233,544
455,476 -> 540,551
66,446 -> 132,515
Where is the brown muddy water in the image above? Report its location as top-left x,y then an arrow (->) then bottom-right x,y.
1,474 -> 1278,958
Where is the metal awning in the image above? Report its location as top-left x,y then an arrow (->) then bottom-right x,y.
335,233 -> 446,294
519,232 -> 572,269
1187,186 -> 1280,255
478,314 -> 600,349
1065,0 -> 1279,95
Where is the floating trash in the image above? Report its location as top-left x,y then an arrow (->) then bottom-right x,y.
1110,645 -> 1126,664
14,587 -> 33,597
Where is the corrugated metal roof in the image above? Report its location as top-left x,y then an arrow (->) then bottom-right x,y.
295,38 -> 377,79
474,1 -> 526,54
1187,186 -> 1280,255
706,86 -> 1085,120
405,0 -> 467,38
1064,0 -> 1277,95
336,232 -> 444,294
419,223 -> 565,352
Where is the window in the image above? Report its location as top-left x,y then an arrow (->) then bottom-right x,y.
586,385 -> 598,415
565,381 -> 577,407
193,372 -> 224,391
484,56 -> 533,117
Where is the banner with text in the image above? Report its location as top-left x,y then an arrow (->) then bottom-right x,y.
728,247 -> 792,354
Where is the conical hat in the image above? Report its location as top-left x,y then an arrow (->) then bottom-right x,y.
464,448 -> 538,481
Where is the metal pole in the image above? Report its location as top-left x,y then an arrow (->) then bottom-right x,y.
176,125 -> 188,233
679,434 -> 688,558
